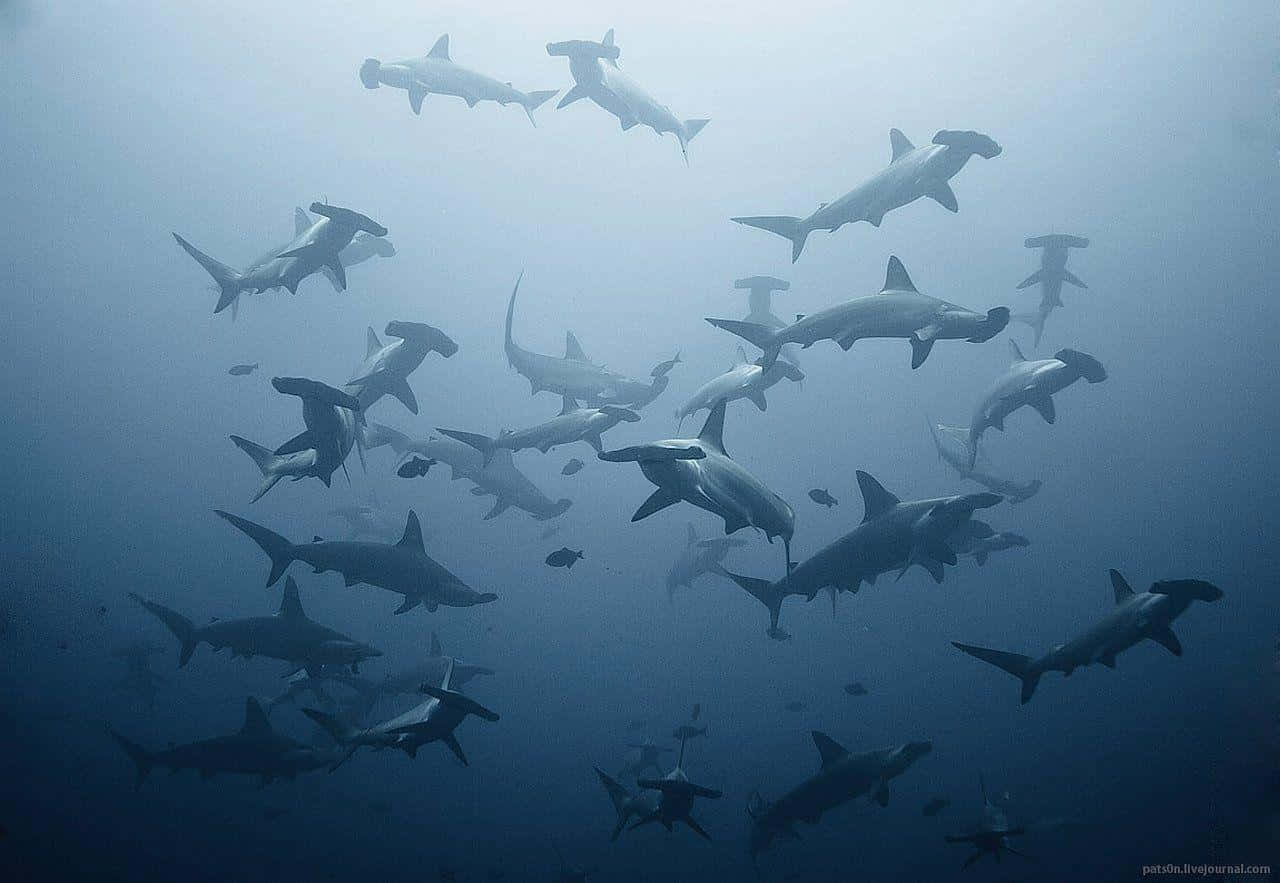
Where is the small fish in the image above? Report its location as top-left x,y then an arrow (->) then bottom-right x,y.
97,605 -> 107,617
672,724 -> 707,741
922,797 -> 951,816
545,547 -> 584,569
808,488 -> 838,508
651,351 -> 682,377
783,701 -> 806,712
539,525 -> 561,540
843,681 -> 867,696
228,363 -> 259,376
561,458 -> 585,475
397,456 -> 437,479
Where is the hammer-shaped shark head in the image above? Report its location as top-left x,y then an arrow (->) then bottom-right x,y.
309,201 -> 388,237
932,130 -> 1002,159
359,58 -> 383,89
546,30 -> 620,62
384,320 -> 459,357
1054,348 -> 1107,383
272,376 -> 363,411
353,231 -> 396,257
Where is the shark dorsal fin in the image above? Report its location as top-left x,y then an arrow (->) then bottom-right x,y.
812,730 -> 848,768
278,576 -> 305,619
366,326 -> 383,357
697,401 -> 728,457
857,471 -> 900,522
734,345 -> 749,366
889,128 -> 914,162
559,395 -> 580,416
294,206 -> 311,236
564,331 -> 588,361
1110,569 -> 1136,605
602,28 -> 615,48
1010,339 -> 1028,363
428,34 -> 450,60
240,697 -> 273,738
429,631 -> 443,657
398,511 -> 425,550
881,256 -> 918,293
686,522 -> 698,544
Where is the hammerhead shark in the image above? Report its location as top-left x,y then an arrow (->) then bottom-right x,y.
707,256 -> 1009,370
675,349 -> 804,426
216,509 -> 497,615
546,29 -> 709,162
108,697 -> 340,788
130,576 -> 382,673
599,400 -> 795,574
733,128 -> 1001,262
944,775 -> 1031,869
379,632 -> 496,696
294,205 -> 396,293
628,734 -> 722,840
230,376 -> 364,502
747,731 -> 933,861
439,396 -> 640,465
595,767 -> 658,841
348,322 -> 458,414
665,523 -> 747,602
175,201 -> 386,313
360,35 -> 558,125
504,274 -> 669,408
1014,234 -> 1090,347
927,418 -> 1042,504
304,658 -> 499,766
953,570 -> 1223,703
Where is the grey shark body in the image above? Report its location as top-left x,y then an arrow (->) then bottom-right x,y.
328,502 -> 403,541
295,206 -> 396,292
964,341 -> 1107,469
629,737 -> 722,840
348,322 -> 458,414
231,376 -> 363,502
675,353 -> 804,426
665,523 -> 747,602
927,419 -> 1042,504
950,523 -> 1030,567
599,400 -> 795,572
175,201 -> 386,313
130,577 -> 381,673
440,397 -> 640,465
217,509 -> 496,615
747,731 -> 932,860
953,570 -> 1223,703
706,257 -> 1008,370
1014,234 -> 1089,347
618,736 -> 675,781
547,29 -> 709,162
720,471 -> 1001,632
596,766 -> 659,841
504,274 -> 669,408
945,776 -> 1030,869
733,128 -> 1001,261
360,35 -> 557,126
108,697 -> 340,787
303,657 -> 499,766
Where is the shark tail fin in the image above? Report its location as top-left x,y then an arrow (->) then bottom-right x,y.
229,435 -> 289,503
128,593 -> 199,667
730,216 -> 809,263
301,708 -> 356,745
703,318 -> 782,368
521,89 -> 558,126
419,684 -> 501,722
173,233 -> 243,314
107,725 -> 154,788
677,118 -> 710,162
214,510 -> 296,587
952,642 -> 1040,703
436,428 -> 497,467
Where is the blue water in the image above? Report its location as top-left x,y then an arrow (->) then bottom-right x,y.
1,2 -> 1277,880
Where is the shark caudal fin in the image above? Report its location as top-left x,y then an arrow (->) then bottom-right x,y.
106,725 -> 154,789
1012,311 -> 1048,348
436,428 -> 497,467
129,593 -> 199,667
730,216 -> 810,263
704,318 -> 782,368
418,683 -> 501,723
594,766 -> 634,841
952,642 -> 1041,704
521,89 -> 559,126
301,708 -> 357,746
677,118 -> 710,164
173,233 -> 244,314
214,510 -> 296,587
229,435 -> 291,503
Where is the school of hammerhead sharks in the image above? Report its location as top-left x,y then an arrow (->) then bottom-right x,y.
108,27 -> 1224,876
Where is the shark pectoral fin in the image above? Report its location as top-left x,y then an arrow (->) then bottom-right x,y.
1029,395 -> 1056,423
873,778 -> 890,807
556,84 -> 590,109
684,816 -> 713,841
632,488 -> 680,522
836,334 -> 857,351
974,550 -> 989,566
275,431 -> 317,456
927,182 -> 958,212
392,596 -> 422,615
1062,269 -> 1087,288
325,255 -> 346,291
408,84 -> 427,115
389,377 -> 418,414
484,498 -> 510,520
1099,653 -> 1117,669
619,116 -> 639,131
585,433 -> 603,453
442,733 -> 469,766
1016,269 -> 1043,289
910,335 -> 936,369
321,267 -> 344,292
1147,626 -> 1182,656
748,390 -> 768,411
722,513 -> 750,534
460,92 -> 480,108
